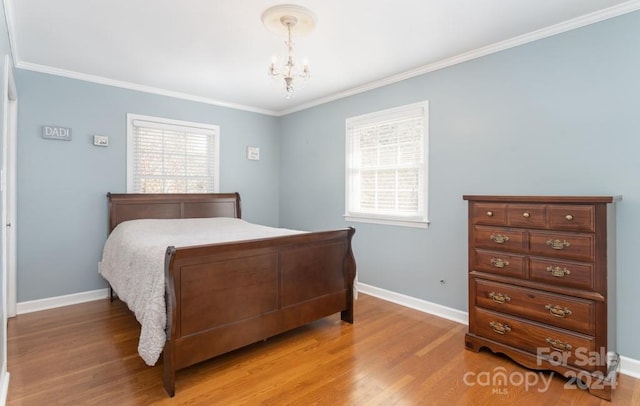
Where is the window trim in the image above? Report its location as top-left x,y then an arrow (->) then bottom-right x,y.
344,101 -> 429,229
126,113 -> 220,193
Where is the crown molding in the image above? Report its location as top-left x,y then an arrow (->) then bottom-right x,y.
3,0 -> 18,66
15,61 -> 279,116
5,0 -> 640,117
277,0 -> 640,116
4,1 -> 278,115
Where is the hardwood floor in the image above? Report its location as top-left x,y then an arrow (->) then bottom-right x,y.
7,294 -> 640,405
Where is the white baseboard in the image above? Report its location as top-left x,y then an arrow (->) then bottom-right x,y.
0,371 -> 9,406
357,282 -> 468,325
16,288 -> 109,315
620,355 -> 640,379
358,282 -> 640,379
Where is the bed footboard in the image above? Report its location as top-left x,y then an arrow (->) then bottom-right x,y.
162,227 -> 356,396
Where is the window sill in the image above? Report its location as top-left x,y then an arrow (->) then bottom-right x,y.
344,215 -> 429,229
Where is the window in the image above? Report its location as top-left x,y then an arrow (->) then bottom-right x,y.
345,101 -> 429,228
127,114 -> 220,193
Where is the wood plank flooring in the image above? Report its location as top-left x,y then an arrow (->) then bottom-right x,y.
7,294 -> 640,405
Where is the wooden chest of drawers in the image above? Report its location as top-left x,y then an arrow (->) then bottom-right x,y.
463,195 -> 619,400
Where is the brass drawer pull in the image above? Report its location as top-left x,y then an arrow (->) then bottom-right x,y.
546,239 -> 570,250
545,337 -> 572,351
489,292 -> 511,304
490,321 -> 511,335
490,258 -> 509,268
490,234 -> 509,244
565,214 -> 574,221
486,211 -> 493,217
546,266 -> 571,277
522,212 -> 530,218
545,304 -> 573,318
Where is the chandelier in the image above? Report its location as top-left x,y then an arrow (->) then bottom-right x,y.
262,5 -> 317,98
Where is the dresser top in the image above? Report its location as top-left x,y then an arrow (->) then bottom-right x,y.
463,195 -> 621,204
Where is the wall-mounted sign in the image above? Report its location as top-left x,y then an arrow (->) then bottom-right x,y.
42,125 -> 72,141
247,146 -> 260,160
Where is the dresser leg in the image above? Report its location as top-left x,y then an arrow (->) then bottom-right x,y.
464,333 -> 482,353
587,383 -> 613,401
585,353 -> 618,401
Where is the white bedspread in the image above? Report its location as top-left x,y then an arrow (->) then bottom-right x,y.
98,217 -> 305,366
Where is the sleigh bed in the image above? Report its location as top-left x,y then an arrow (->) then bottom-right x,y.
100,192 -> 356,396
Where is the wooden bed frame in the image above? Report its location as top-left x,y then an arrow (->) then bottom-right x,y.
106,192 -> 356,397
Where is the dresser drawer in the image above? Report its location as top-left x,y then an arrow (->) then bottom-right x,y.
529,258 -> 595,291
529,231 -> 594,262
547,205 -> 595,232
472,203 -> 507,226
474,308 -> 596,371
507,204 -> 546,228
473,250 -> 526,278
473,226 -> 526,253
473,279 -> 595,335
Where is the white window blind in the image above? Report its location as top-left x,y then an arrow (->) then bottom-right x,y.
127,114 -> 220,193
345,101 -> 429,228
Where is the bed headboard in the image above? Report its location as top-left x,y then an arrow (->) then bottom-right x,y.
107,192 -> 242,232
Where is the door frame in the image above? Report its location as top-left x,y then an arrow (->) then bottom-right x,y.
2,54 -> 17,318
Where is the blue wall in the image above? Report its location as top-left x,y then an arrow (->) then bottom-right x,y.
279,11 -> 640,360
16,71 -> 281,301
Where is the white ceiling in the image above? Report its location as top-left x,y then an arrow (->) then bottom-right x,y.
6,0 -> 640,115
